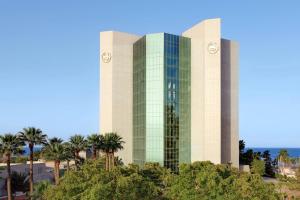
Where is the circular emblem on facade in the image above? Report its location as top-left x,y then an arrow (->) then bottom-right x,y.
101,52 -> 112,63
207,42 -> 219,54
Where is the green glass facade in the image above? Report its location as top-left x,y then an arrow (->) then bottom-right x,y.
133,33 -> 191,171
179,36 -> 191,164
133,36 -> 146,166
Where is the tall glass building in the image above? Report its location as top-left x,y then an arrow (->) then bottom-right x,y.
133,33 -> 191,170
100,18 -> 239,170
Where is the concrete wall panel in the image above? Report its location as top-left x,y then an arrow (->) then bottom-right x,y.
100,31 -> 140,165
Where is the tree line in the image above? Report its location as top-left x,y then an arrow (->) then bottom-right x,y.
2,132 -> 298,199
240,140 -> 300,178
41,160 -> 282,200
0,127 -> 124,200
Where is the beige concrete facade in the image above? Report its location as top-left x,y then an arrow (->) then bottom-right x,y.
221,39 -> 239,167
99,31 -> 140,165
182,18 -> 222,164
182,18 -> 239,167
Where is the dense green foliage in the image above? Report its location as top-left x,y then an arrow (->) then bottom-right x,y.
42,160 -> 164,200
5,171 -> 30,193
278,149 -> 290,163
239,140 -> 261,165
32,181 -> 52,200
10,151 -> 42,163
1,134 -> 292,199
166,161 -> 280,200
262,150 -> 275,177
297,167 -> 300,182
251,159 -> 265,176
239,140 -> 275,177
42,160 -> 281,200
12,156 -> 28,163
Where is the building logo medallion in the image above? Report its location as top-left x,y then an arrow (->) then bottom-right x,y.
101,52 -> 112,63
207,42 -> 219,54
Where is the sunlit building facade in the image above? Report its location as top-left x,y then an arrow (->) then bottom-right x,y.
99,18 -> 239,170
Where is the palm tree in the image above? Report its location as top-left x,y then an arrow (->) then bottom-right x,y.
101,133 -> 124,171
42,137 -> 65,185
278,149 -> 290,174
31,180 -> 51,200
62,142 -> 74,172
114,156 -> 124,166
278,149 -> 289,164
69,134 -> 87,169
18,127 -> 47,195
0,134 -> 24,200
9,171 -> 30,194
87,134 -> 103,159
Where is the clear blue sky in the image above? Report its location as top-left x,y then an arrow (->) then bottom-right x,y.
0,1 -> 299,147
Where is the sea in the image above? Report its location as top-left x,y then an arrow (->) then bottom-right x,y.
22,146 -> 42,155
247,148 -> 300,160
21,147 -> 300,160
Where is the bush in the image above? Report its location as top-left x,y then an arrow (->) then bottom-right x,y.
165,161 -> 280,200
13,156 -> 28,163
32,181 -> 51,200
296,167 -> 300,182
3,171 -> 29,193
251,159 -> 265,176
41,160 -> 282,200
43,159 -> 168,200
276,173 -> 296,182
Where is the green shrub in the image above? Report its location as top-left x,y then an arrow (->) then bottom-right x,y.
251,159 -> 265,176
3,171 -> 30,193
42,160 -> 281,200
165,161 -> 280,200
13,156 -> 28,163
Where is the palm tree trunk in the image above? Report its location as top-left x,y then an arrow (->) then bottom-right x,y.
54,161 -> 57,184
6,153 -> 12,200
54,161 -> 60,185
57,160 -> 60,183
108,153 -> 111,171
105,152 -> 109,171
110,152 -> 113,171
75,151 -> 79,170
111,152 -> 115,169
67,160 -> 70,172
108,152 -> 114,171
29,144 -> 34,197
93,147 -> 97,160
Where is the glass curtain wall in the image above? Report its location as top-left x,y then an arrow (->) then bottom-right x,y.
133,34 -> 165,166
133,33 -> 191,171
145,34 -> 165,165
133,36 -> 146,165
179,37 -> 191,164
164,33 -> 180,171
